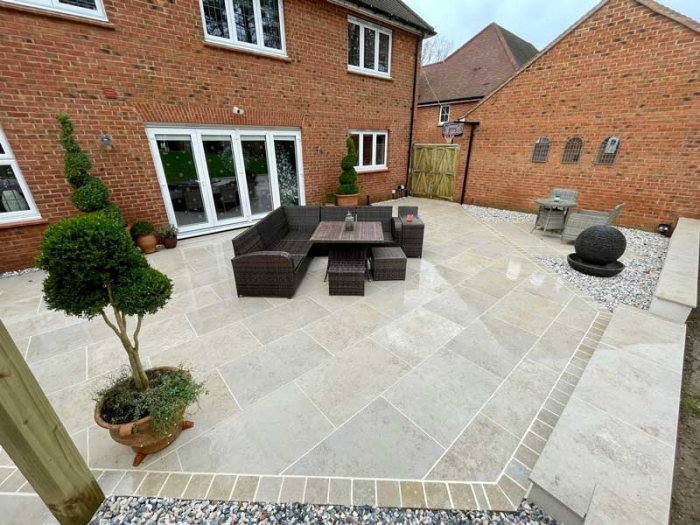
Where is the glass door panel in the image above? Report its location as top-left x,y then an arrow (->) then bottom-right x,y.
274,138 -> 300,206
241,137 -> 273,215
155,137 -> 209,228
202,136 -> 244,221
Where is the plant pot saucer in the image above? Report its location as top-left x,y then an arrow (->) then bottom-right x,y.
567,254 -> 624,277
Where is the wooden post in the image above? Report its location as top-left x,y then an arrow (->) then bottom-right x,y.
0,320 -> 104,525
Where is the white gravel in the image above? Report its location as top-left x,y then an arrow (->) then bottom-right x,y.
463,205 -> 537,223
463,204 -> 669,311
0,267 -> 41,279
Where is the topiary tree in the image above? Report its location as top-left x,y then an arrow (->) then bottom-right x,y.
37,213 -> 172,391
336,137 -> 359,195
57,113 -> 114,215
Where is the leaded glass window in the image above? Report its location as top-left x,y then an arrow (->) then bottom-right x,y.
200,0 -> 286,55
561,137 -> 583,163
532,137 -> 551,163
5,0 -> 106,20
347,16 -> 392,77
595,137 -> 621,165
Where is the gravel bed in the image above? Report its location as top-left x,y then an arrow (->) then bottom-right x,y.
90,497 -> 557,525
463,205 -> 536,224
0,266 -> 41,280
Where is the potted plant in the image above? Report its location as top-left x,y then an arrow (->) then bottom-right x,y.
130,220 -> 158,254
38,115 -> 204,467
324,193 -> 336,206
157,224 -> 178,249
335,137 -> 360,206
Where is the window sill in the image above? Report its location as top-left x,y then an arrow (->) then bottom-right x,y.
347,68 -> 393,81
203,41 -> 291,62
356,167 -> 389,174
0,217 -> 47,230
0,2 -> 113,28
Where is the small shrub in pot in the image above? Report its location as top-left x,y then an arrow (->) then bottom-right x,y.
156,224 -> 178,249
130,220 -> 158,254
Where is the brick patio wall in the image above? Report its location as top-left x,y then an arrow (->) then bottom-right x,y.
461,0 -> 700,230
0,0 -> 421,271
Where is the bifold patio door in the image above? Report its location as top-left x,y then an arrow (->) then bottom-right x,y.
146,127 -> 304,236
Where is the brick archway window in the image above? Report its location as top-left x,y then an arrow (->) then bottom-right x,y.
595,136 -> 621,165
531,137 -> 551,162
561,137 -> 584,163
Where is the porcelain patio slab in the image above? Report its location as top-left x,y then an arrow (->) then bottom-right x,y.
516,273 -> 574,306
178,383 -> 333,475
445,316 -> 539,379
422,286 -> 497,328
527,321 -> 586,374
303,302 -> 392,355
488,290 -> 564,336
573,345 -> 681,445
25,321 -> 94,363
427,413 -> 520,482
286,398 -> 443,479
170,264 -> 234,294
441,251 -> 495,276
28,347 -> 86,394
467,242 -> 516,261
408,263 -> 472,293
296,339 -> 411,426
149,321 -> 261,376
599,305 -> 686,373
461,268 -> 525,299
143,286 -> 221,326
185,295 -> 273,336
482,359 -> 559,437
0,495 -> 58,525
218,330 -> 330,408
243,297 -> 331,345
371,306 -> 463,366
556,297 -> 599,332
362,280 -> 441,319
384,349 -> 502,447
530,397 -> 674,523
488,257 -> 540,281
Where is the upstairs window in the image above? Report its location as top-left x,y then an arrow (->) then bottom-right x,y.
201,0 -> 286,57
438,105 -> 450,125
3,0 -> 107,20
348,16 -> 392,78
0,128 -> 41,224
595,136 -> 621,165
531,137 -> 551,162
561,137 -> 583,163
349,131 -> 388,171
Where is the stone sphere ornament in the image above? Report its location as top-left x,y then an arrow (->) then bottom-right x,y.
567,225 -> 626,277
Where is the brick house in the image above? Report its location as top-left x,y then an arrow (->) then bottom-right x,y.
455,0 -> 700,230
414,23 -> 537,146
0,0 -> 434,271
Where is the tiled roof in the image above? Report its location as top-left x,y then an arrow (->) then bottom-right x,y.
340,0 -> 436,35
418,23 -> 538,105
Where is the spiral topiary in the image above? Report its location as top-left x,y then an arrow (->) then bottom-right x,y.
336,137 -> 359,195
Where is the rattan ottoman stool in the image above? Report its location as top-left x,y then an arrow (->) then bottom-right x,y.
371,246 -> 407,281
328,260 -> 365,295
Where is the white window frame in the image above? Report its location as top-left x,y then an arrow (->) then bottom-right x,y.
0,128 -> 41,224
350,130 -> 388,172
438,105 -> 450,125
1,0 -> 108,21
347,15 -> 392,79
199,0 -> 287,59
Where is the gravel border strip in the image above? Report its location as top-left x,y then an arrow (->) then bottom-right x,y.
89,497 -> 558,525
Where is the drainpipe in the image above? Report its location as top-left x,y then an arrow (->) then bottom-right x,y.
460,121 -> 479,205
405,35 -> 422,190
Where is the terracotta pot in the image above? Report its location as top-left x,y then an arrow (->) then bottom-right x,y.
94,366 -> 193,467
335,193 -> 359,206
136,233 -> 158,254
162,237 -> 178,249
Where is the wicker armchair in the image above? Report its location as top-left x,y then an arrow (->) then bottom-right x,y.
550,188 -> 579,203
561,203 -> 625,243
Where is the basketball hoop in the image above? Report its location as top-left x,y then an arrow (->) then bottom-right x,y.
441,121 -> 464,144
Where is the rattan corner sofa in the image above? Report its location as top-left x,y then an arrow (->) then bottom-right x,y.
231,205 -> 409,298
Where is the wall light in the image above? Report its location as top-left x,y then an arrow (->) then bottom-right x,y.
99,134 -> 113,150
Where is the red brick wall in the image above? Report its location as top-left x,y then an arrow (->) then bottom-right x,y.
463,0 -> 700,230
0,0 -> 420,271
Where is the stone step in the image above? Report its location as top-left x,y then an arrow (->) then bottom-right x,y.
528,305 -> 685,525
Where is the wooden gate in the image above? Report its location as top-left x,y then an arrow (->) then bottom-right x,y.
409,144 -> 460,200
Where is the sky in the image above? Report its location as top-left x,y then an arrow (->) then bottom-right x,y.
404,0 -> 700,51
